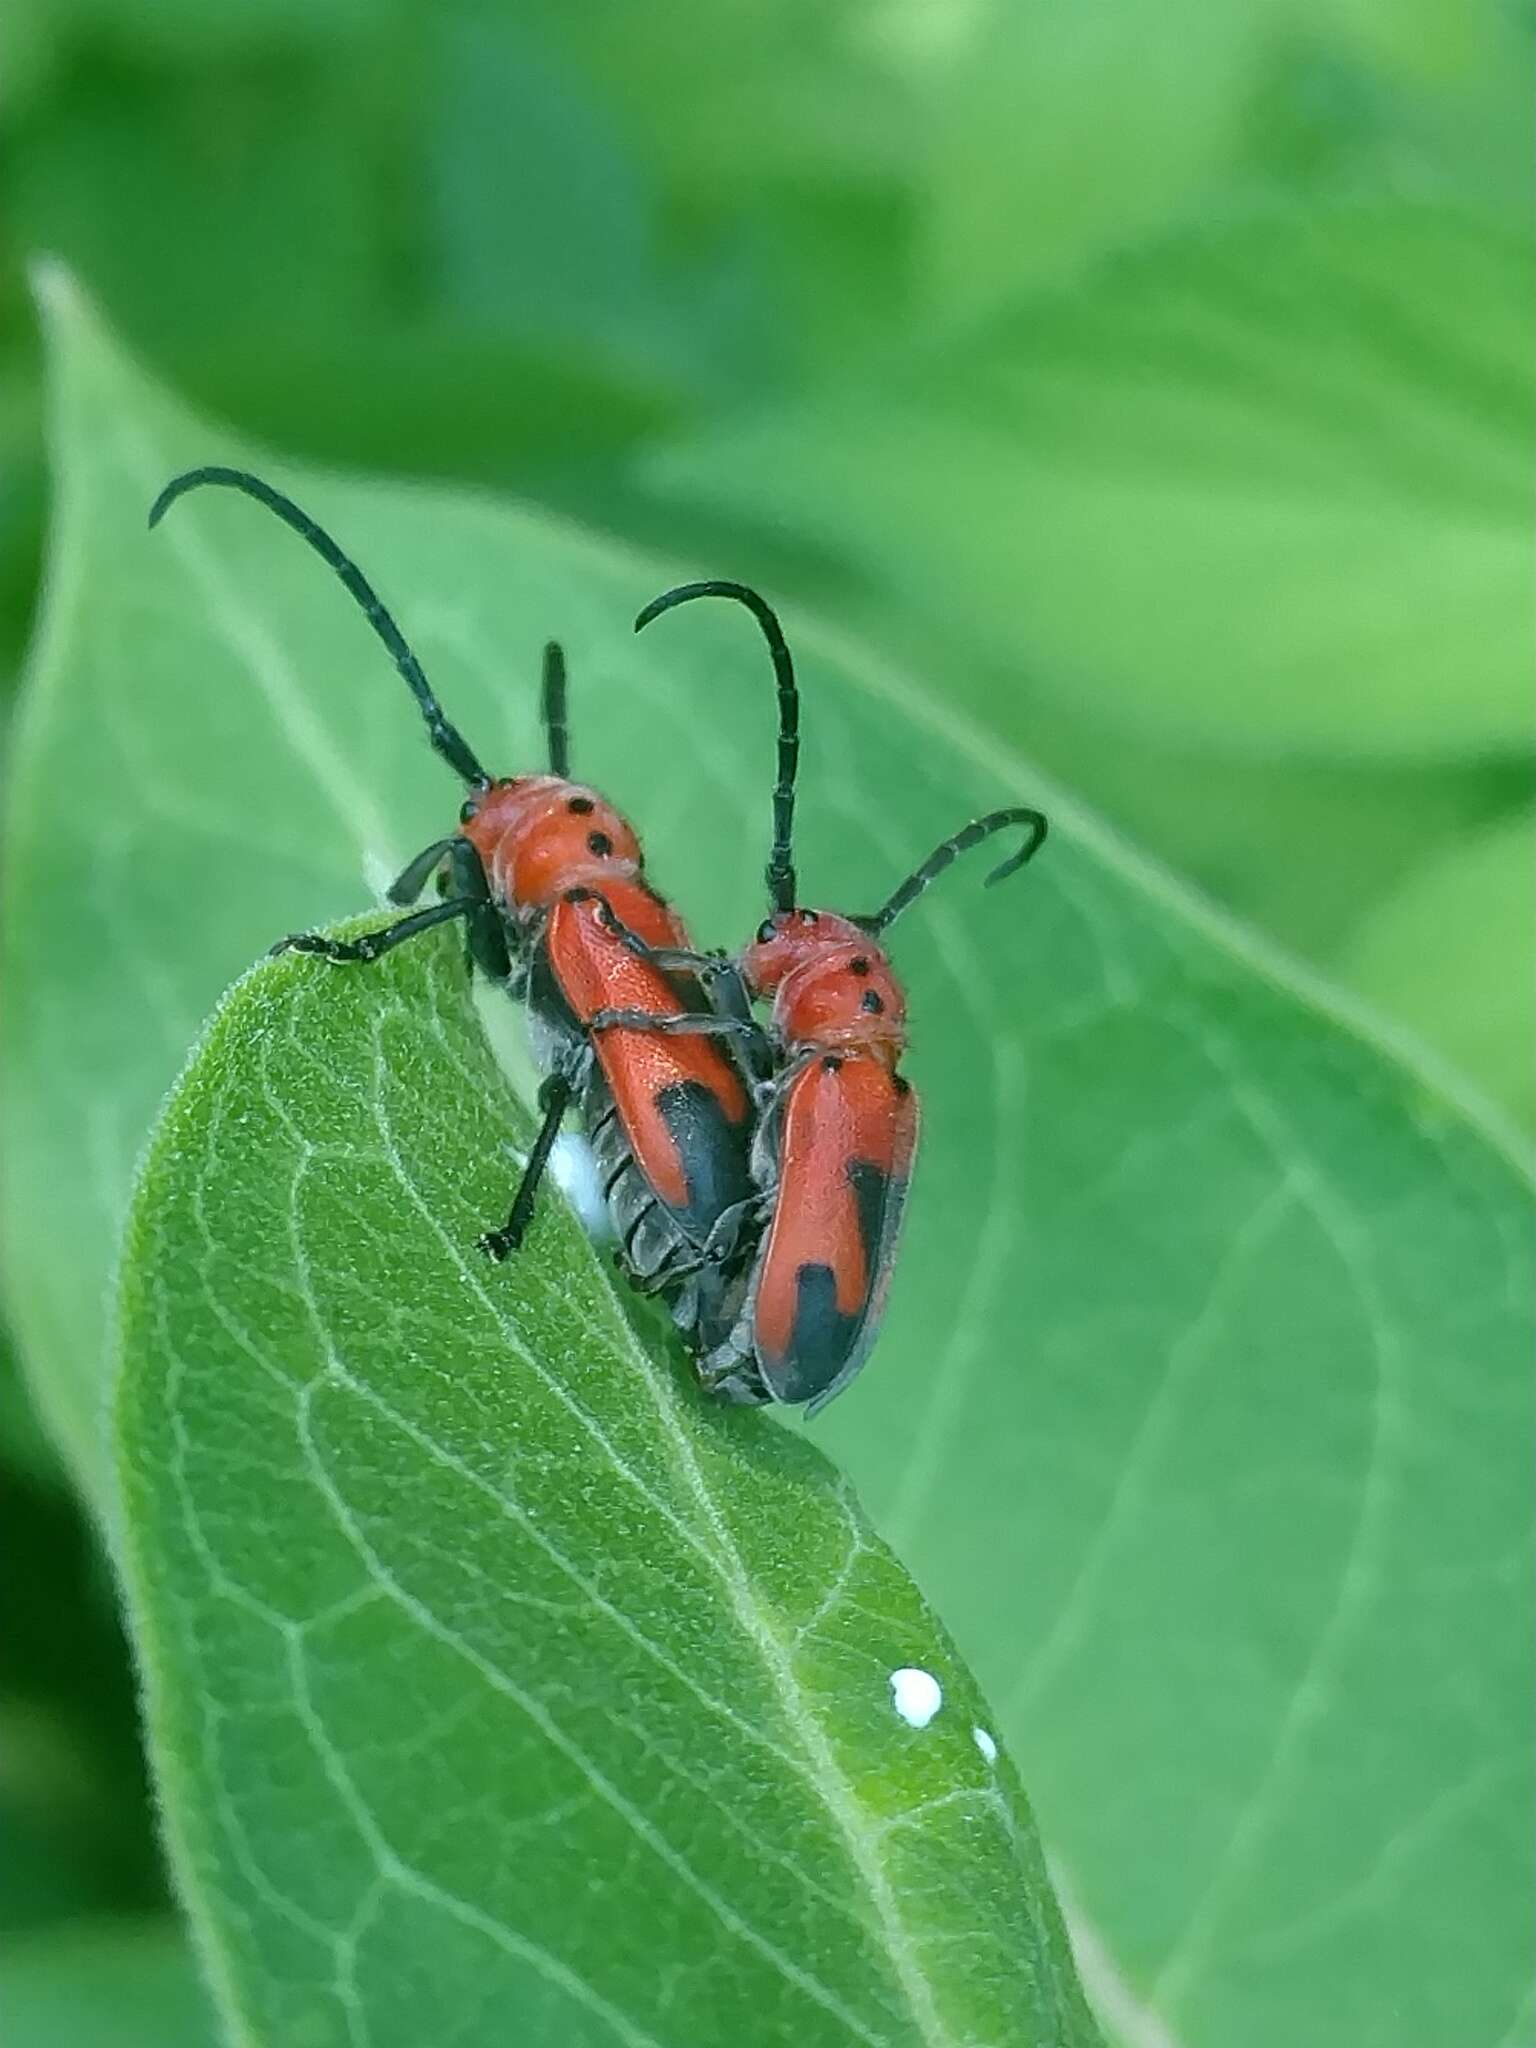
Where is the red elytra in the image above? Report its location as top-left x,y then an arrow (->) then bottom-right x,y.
148,470 -> 753,1287
589,583 -> 1047,1412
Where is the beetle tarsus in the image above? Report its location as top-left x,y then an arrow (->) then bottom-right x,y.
271,897 -> 477,966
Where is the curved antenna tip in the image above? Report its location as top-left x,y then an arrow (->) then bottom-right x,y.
147,479 -> 180,530
985,814 -> 1048,886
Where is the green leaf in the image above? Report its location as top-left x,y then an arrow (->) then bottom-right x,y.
4,276 -> 1533,2048
0,1917 -> 215,2048
649,200 -> 1536,760
115,920 -> 1092,2048
1341,807 -> 1536,1128
918,0 -> 1264,318
8,65 -> 382,350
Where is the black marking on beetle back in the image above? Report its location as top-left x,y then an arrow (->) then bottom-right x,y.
860,989 -> 884,1014
846,1158 -> 889,1281
769,1160 -> 893,1404
774,1265 -> 860,1404
655,1079 -> 754,1239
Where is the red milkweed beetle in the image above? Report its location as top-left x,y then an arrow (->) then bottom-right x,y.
148,469 -> 756,1291
585,581 -> 1047,1413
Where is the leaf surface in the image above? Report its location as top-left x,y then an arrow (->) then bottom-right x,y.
115,922 -> 1088,2048
2,277 -> 1532,2048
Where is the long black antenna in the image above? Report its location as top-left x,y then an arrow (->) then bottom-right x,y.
635,580 -> 800,912
860,807 -> 1048,935
149,466 -> 490,789
542,641 -> 570,778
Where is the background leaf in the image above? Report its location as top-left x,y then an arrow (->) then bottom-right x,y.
918,0 -> 1265,318
3,280 -> 1531,2047
114,921 -> 1091,2048
649,200 -> 1536,760
1341,809 -> 1536,1128
0,1918 -> 215,2048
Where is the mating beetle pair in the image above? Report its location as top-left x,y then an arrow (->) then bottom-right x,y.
149,468 -> 1046,1414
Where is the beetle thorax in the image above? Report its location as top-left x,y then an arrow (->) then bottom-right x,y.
741,909 -> 907,1057
460,775 -> 643,910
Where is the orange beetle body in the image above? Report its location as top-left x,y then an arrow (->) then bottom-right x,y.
695,913 -> 921,1411
745,1043 -> 919,1409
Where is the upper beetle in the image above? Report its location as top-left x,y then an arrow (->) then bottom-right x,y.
586,581 -> 1047,1412
149,468 -> 755,1291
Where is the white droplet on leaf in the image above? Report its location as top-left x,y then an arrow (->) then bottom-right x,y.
889,1667 -> 943,1728
972,1725 -> 998,1763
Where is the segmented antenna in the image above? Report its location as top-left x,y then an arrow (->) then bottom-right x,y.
149,466 -> 489,788
860,807 -> 1048,934
542,641 -> 570,778
635,580 -> 800,912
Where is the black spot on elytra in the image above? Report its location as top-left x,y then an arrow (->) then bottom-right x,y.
568,796 -> 594,815
846,1158 -> 889,1275
771,1265 -> 859,1404
654,1079 -> 753,1236
587,831 -> 614,857
860,989 -> 885,1014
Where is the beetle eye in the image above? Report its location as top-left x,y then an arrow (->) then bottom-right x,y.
587,831 -> 614,857
802,909 -> 819,924
567,796 -> 594,815
756,918 -> 776,944
459,799 -> 478,823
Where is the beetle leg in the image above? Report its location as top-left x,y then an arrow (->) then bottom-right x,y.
628,1193 -> 765,1295
697,1345 -> 770,1405
477,1072 -> 574,1261
272,895 -> 477,965
588,897 -> 725,975
587,1007 -> 761,1040
387,835 -> 459,905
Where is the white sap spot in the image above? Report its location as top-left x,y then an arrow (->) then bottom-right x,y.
549,1132 -> 615,1242
972,1725 -> 998,1764
889,1667 -> 943,1730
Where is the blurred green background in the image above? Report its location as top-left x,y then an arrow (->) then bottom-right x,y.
0,0 -> 1530,2037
